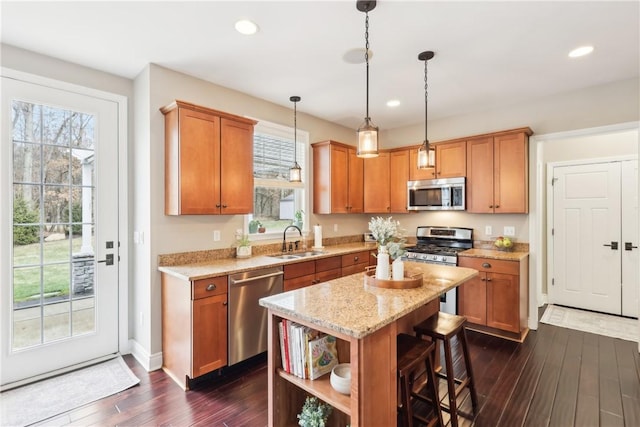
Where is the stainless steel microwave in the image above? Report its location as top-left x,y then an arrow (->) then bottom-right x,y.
407,177 -> 466,210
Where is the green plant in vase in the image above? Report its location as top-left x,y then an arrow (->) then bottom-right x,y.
248,219 -> 261,234
234,234 -> 252,258
297,396 -> 332,427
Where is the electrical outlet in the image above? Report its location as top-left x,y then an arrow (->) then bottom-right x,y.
333,224 -> 338,232
485,226 -> 492,236
504,226 -> 515,236
213,230 -> 221,241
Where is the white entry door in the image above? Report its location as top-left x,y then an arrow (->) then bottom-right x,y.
1,77 -> 120,386
550,162 -> 622,314
621,160 -> 639,317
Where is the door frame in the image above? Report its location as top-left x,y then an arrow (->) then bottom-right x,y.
529,121 -> 638,344
1,67 -> 129,362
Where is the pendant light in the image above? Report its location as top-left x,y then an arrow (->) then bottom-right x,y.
356,0 -> 379,158
289,96 -> 302,182
417,51 -> 436,169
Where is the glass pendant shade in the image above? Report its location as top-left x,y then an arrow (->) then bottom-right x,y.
417,142 -> 436,169
289,161 -> 302,182
357,118 -> 379,158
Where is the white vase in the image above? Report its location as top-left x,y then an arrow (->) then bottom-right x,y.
376,245 -> 390,280
392,258 -> 404,281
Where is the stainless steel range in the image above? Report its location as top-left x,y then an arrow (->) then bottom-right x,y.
403,226 -> 473,314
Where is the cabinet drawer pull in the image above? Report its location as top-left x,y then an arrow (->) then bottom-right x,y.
482,262 -> 491,268
206,284 -> 217,291
354,256 -> 359,261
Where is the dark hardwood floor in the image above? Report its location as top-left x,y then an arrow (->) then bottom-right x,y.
38,318 -> 640,427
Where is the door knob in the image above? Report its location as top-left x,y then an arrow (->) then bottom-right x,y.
603,241 -> 619,250
625,242 -> 638,251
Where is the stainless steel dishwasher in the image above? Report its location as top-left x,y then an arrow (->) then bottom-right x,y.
228,266 -> 283,365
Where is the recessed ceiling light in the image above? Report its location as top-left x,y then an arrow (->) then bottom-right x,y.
568,45 -> 594,58
235,19 -> 259,35
386,100 -> 400,108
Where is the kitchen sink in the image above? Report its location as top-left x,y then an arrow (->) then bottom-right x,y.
268,250 -> 327,260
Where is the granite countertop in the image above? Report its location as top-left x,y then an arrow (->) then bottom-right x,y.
158,242 -> 377,281
459,248 -> 529,261
259,262 -> 478,339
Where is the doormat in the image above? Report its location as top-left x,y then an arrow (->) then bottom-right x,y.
540,304 -> 638,342
1,355 -> 139,426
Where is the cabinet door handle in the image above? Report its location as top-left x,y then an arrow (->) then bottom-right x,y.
486,278 -> 492,282
482,262 -> 491,268
216,204 -> 221,208
206,284 -> 217,291
222,204 -> 228,208
489,205 -> 493,208
495,205 -> 500,208
481,277 -> 486,281
625,242 -> 638,251
603,241 -> 619,250
223,301 -> 228,306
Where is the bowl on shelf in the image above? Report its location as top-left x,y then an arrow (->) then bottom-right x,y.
330,363 -> 351,395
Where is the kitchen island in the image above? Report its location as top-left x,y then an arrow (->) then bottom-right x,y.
259,261 -> 478,427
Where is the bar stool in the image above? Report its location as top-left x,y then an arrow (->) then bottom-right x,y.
413,312 -> 478,427
397,333 -> 444,427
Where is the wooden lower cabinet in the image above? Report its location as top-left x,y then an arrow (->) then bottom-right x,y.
161,274 -> 228,389
458,256 -> 528,339
284,257 -> 342,291
341,250 -> 371,276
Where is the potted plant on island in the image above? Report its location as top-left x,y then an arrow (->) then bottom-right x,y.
234,234 -> 252,258
297,396 -> 332,427
248,219 -> 261,234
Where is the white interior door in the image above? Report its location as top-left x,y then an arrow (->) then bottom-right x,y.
1,77 -> 120,386
621,160 -> 639,317
550,162 -> 622,315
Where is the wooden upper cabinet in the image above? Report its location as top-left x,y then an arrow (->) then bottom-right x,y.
219,118 -> 254,214
313,141 -> 363,214
466,137 -> 495,213
466,128 -> 531,214
161,100 -> 256,215
435,140 -> 466,178
364,152 -> 391,213
408,140 -> 466,181
494,132 -> 529,213
389,149 -> 410,213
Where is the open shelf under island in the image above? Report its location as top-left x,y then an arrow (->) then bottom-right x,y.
259,261 -> 478,427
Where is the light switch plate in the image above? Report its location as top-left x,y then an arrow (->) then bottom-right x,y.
504,226 -> 515,236
485,226 -> 492,236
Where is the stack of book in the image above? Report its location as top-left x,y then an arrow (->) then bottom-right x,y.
278,319 -> 339,380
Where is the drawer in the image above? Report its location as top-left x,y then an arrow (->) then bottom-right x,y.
284,274 -> 315,291
316,268 -> 341,283
315,256 -> 341,273
284,260 -> 315,279
459,257 -> 519,275
341,263 -> 368,277
192,276 -> 227,300
342,250 -> 369,267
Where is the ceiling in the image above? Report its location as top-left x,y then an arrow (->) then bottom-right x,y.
2,1 -> 639,131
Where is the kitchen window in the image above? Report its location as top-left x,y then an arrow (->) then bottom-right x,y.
249,119 -> 308,238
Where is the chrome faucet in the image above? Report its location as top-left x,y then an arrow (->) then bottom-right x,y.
282,225 -> 302,252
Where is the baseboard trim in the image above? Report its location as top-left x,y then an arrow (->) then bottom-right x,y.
128,339 -> 163,372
